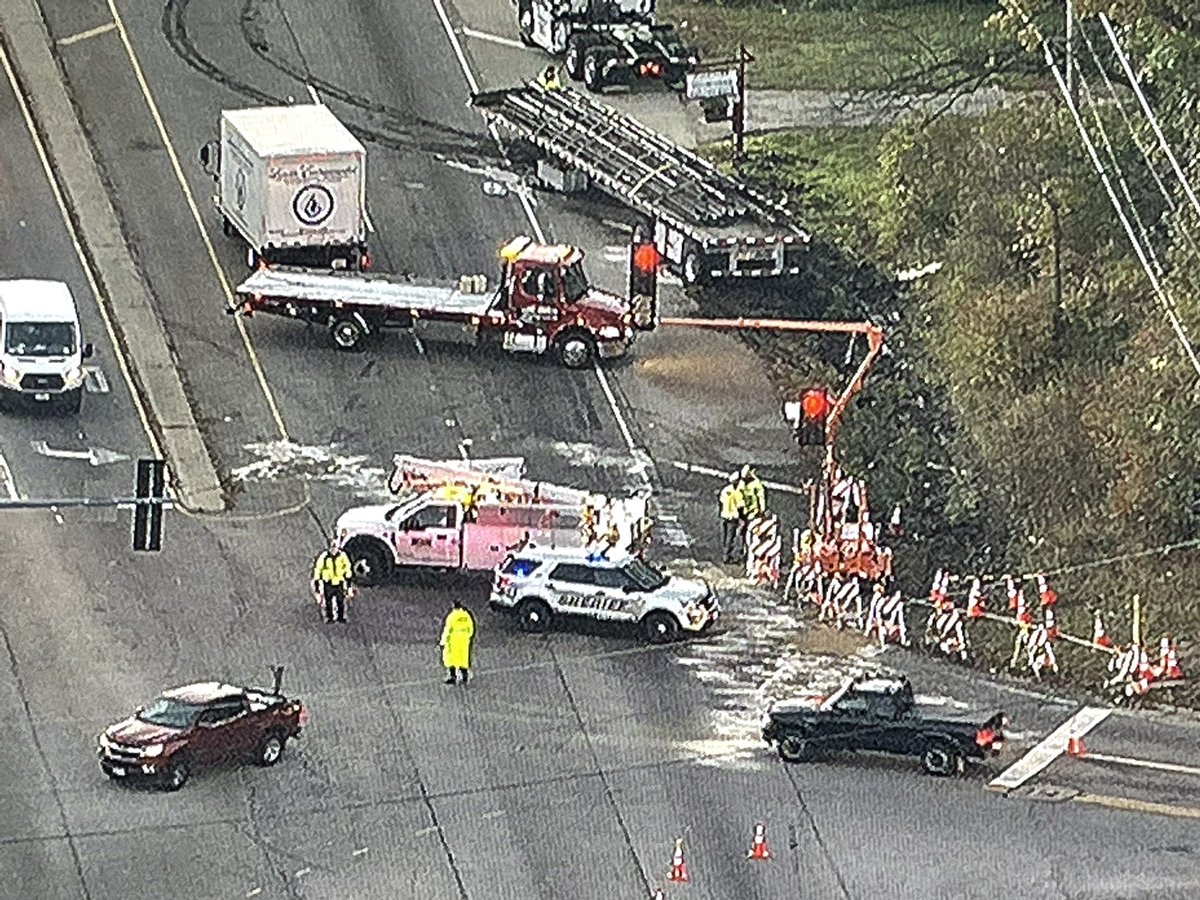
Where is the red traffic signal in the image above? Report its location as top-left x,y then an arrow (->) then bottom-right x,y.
632,242 -> 662,274
801,389 -> 831,422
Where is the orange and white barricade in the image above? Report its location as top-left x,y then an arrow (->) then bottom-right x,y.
865,584 -> 909,647
1026,624 -> 1059,679
966,577 -> 985,618
745,514 -> 782,587
926,606 -> 968,662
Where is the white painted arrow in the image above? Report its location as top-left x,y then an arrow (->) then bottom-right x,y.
29,441 -> 130,466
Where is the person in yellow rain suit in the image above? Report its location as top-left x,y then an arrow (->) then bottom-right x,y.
441,600 -> 476,685
537,65 -> 562,90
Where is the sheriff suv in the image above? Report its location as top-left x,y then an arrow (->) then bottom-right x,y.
489,547 -> 718,643
97,674 -> 306,791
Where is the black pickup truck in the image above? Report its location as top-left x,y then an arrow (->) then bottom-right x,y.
762,675 -> 1006,776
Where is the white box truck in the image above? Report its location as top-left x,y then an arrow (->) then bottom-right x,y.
199,105 -> 369,270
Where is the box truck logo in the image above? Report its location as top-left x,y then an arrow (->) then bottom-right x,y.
293,184 -> 335,227
234,169 -> 248,211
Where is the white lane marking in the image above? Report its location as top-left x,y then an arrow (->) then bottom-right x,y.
0,449 -> 19,499
364,206 -> 377,234
593,365 -> 638,456
105,0 -> 291,442
0,39 -> 162,460
1079,752 -> 1200,777
351,847 -> 369,857
294,867 -> 311,878
460,27 -> 527,50
245,889 -> 262,898
669,459 -> 811,496
306,83 -> 321,104
430,0 -> 479,94
57,22 -> 117,46
987,706 -> 1112,793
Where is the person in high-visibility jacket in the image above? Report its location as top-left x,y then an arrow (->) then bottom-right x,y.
718,473 -> 746,563
312,534 -> 353,624
537,65 -> 562,90
740,465 -> 766,518
441,600 -> 476,684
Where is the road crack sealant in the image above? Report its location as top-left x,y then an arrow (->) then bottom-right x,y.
0,622 -> 94,900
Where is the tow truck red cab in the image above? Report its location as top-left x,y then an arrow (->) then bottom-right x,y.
235,235 -> 637,368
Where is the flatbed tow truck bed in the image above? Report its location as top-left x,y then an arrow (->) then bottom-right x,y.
237,266 -> 500,318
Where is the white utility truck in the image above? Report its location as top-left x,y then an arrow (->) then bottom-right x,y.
199,105 -> 369,270
334,455 -> 651,585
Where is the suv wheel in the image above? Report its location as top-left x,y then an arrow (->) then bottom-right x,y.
641,611 -> 680,644
161,757 -> 190,791
517,598 -> 552,633
778,735 -> 812,763
921,744 -> 963,777
555,332 -> 596,369
256,731 -> 287,767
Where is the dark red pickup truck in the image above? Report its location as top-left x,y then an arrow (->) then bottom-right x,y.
97,675 -> 306,790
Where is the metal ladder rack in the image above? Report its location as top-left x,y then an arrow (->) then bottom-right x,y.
472,85 -> 794,232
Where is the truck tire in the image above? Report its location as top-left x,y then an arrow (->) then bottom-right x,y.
255,731 -> 287,767
641,611 -> 680,644
583,47 -> 613,93
330,315 -> 368,351
160,756 -> 190,792
921,743 -> 963,777
517,598 -> 553,633
344,537 -> 392,586
554,331 -> 596,369
778,735 -> 813,763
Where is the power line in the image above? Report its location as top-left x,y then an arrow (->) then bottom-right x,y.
1039,37 -> 1200,378
1100,14 -> 1200,225
1075,20 -> 1200,263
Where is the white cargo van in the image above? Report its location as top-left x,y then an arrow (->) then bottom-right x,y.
0,280 -> 93,414
199,105 -> 369,271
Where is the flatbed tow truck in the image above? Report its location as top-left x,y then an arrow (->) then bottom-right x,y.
233,235 -> 633,367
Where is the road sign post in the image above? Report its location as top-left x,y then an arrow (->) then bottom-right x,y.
686,46 -> 755,162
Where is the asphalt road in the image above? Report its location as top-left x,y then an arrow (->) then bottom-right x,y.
2,1 -> 1199,899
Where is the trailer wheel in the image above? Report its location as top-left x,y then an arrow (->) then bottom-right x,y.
778,735 -> 813,763
554,331 -> 596,369
682,248 -> 710,287
517,0 -> 534,46
583,47 -> 613,93
921,743 -> 964,777
565,35 -> 595,80
330,315 -> 368,352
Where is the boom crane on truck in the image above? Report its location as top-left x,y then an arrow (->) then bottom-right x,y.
628,236 -> 891,583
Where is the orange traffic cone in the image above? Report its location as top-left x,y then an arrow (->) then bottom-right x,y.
966,578 -> 985,619
667,838 -> 689,884
747,823 -> 771,860
1066,733 -> 1086,757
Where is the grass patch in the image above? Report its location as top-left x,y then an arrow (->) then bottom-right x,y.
704,124 -> 890,255
663,0 -> 1039,92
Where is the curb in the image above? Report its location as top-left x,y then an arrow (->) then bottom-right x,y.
0,0 -> 225,513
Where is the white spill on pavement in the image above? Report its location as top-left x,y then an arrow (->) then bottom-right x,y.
668,560 -> 891,769
987,705 -> 1112,793
231,441 -> 392,499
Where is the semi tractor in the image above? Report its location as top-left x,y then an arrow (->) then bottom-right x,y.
516,0 -> 698,93
199,105 -> 369,270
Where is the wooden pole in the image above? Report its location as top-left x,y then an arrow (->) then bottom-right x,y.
1131,593 -> 1141,646
734,43 -> 747,160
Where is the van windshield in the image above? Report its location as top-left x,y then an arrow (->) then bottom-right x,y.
5,322 -> 76,356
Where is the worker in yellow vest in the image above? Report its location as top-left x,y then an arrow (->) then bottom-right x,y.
312,534 -> 353,624
718,473 -> 746,563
